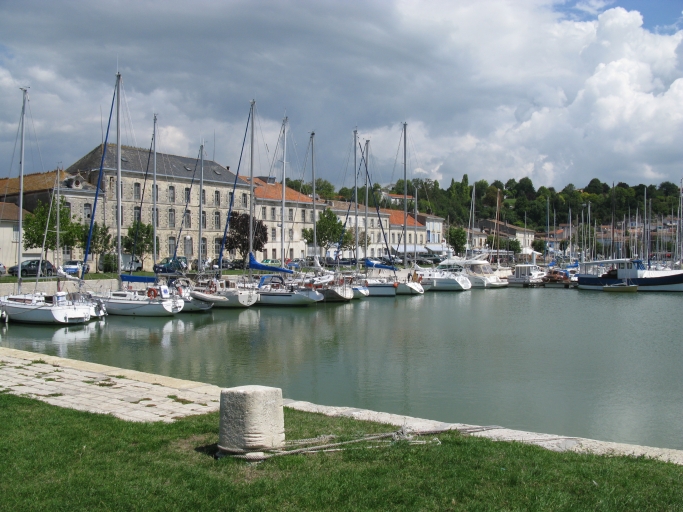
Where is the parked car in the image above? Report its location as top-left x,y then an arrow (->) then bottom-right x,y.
153,257 -> 187,274
231,258 -> 246,270
0,262 -> 6,275
98,254 -> 143,272
62,260 -> 90,275
262,259 -> 282,266
285,258 -> 306,270
211,258 -> 233,270
9,259 -> 55,277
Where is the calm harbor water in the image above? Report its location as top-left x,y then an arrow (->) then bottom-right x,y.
2,288 -> 682,450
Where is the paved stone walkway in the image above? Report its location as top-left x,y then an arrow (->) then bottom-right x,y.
0,347 -> 221,422
2,346 -> 683,465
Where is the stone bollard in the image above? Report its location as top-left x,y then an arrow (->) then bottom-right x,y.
218,385 -> 285,454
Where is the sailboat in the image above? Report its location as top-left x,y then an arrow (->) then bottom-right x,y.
87,73 -> 183,316
307,132 -> 353,302
395,123 -> 424,296
0,89 -> 92,324
249,115 -> 322,306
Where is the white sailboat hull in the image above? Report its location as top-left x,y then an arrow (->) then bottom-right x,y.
191,289 -> 258,308
321,285 -> 354,302
100,293 -> 183,316
366,283 -> 398,297
258,289 -> 323,306
352,286 -> 370,299
180,297 -> 213,312
396,282 -> 424,295
0,297 -> 91,325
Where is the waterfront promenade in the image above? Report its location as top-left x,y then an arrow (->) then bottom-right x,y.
2,346 -> 682,465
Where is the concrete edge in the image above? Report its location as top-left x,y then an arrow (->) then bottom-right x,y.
4,347 -> 683,465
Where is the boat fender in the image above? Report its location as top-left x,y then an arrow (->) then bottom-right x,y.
418,275 -> 423,283
364,280 -> 369,287
176,286 -> 183,296
147,288 -> 158,299
209,281 -> 217,293
393,282 -> 399,288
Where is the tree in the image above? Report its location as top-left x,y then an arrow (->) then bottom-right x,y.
80,222 -> 112,273
532,239 -> 546,254
446,226 -> 467,254
515,177 -> 536,200
285,178 -> 312,196
122,221 -> 154,268
315,179 -> 336,199
302,208 -> 343,253
23,198 -> 84,261
224,212 -> 268,261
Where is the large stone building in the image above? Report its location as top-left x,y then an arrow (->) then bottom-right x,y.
1,144 -> 447,268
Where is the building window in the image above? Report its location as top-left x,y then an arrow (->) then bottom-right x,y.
134,182 -> 141,201
241,193 -> 247,207
288,228 -> 293,240
408,233 -> 412,244
201,189 -> 206,205
302,210 -> 306,222
228,192 -> 234,206
261,206 -> 266,219
392,233 -> 395,244
114,205 -> 123,224
168,236 -> 176,257
272,249 -> 277,260
288,208 -> 294,221
214,211 -> 221,230
154,208 -> 159,227
134,206 -> 141,223
201,211 -> 206,229
168,209 -> 176,228
12,223 -> 18,242
184,236 -> 193,256
200,237 -> 207,259
83,203 -> 92,221
271,228 -> 276,241
214,190 -> 220,206
271,207 -> 276,220
184,209 -> 191,228
214,238 -> 222,256
419,235 -> 423,244
371,248 -> 375,257
184,188 -> 191,203
289,248 -> 294,260
153,185 -> 158,201
168,186 -> 175,203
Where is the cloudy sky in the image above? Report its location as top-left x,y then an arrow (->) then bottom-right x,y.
1,0 -> 682,192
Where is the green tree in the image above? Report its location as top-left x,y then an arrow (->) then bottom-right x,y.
285,178 -> 312,196
224,212 -> 268,262
302,208 -> 343,253
446,226 -> 467,254
80,222 -> 112,273
532,238 -> 546,254
314,179 -> 336,200
122,222 -> 154,268
23,198 -> 84,261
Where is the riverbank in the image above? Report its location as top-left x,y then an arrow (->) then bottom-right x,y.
2,349 -> 682,510
1,346 -> 682,464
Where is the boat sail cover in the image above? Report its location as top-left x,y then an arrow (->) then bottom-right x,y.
364,258 -> 397,271
249,253 -> 293,274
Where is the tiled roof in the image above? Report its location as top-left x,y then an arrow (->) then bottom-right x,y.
0,202 -> 30,221
250,178 -> 325,204
65,144 -> 246,186
382,209 -> 423,227
0,170 -> 65,195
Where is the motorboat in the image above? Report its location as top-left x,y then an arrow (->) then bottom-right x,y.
507,264 -> 545,287
578,259 -> 683,291
542,268 -> 573,289
415,268 -> 471,291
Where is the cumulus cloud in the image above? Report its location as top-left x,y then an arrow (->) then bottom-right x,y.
0,0 -> 681,190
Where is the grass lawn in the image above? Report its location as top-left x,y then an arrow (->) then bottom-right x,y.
1,393 -> 682,511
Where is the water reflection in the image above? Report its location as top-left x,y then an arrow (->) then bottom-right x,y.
1,291 -> 683,450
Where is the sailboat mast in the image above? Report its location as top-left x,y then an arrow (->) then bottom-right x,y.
311,132 -> 317,257
199,142 -> 204,271
403,122 -> 407,267
56,167 -> 60,270
354,129 -> 358,269
414,184 -> 418,264
281,117 -> 287,263
248,101 -> 255,277
18,88 -> 27,294
153,114 -> 157,264
364,140 -> 369,261
116,72 -> 122,275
